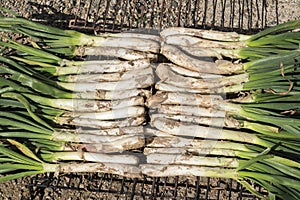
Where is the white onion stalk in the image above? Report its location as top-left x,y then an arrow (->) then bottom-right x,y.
58,74 -> 154,92
58,67 -> 153,83
151,118 -> 273,147
51,131 -> 143,144
144,128 -> 176,137
144,147 -> 241,157
146,92 -> 224,108
74,89 -> 151,100
72,126 -> 144,136
152,105 -> 225,118
149,113 -> 239,129
177,46 -> 239,59
45,59 -> 151,76
140,164 -> 237,178
154,82 -> 224,94
25,94 -> 144,112
74,36 -> 160,53
42,151 -> 140,165
156,63 -> 248,89
61,106 -> 145,120
48,162 -> 142,178
81,135 -> 145,153
75,46 -> 157,60
37,135 -> 145,153
50,135 -> 145,153
168,63 -> 224,79
155,81 -> 241,94
101,32 -> 161,42
160,27 -> 249,42
146,153 -> 239,168
58,72 -> 122,83
1,139 -> 144,178
163,35 -> 246,50
146,136 -> 252,151
54,116 -> 145,129
161,43 -> 244,74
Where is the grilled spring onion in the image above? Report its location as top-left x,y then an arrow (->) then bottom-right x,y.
0,35 -> 153,72
154,51 -> 300,95
0,140 -> 143,179
0,56 -> 152,99
1,17 -> 299,61
66,47 -> 292,94
0,14 -> 299,200
1,58 -> 154,94
0,39 -> 155,93
1,139 -> 299,200
160,20 -> 300,61
0,93 -> 145,130
0,17 -> 160,59
151,117 -> 300,153
0,104 -> 145,153
148,91 -> 300,137
160,43 -> 300,75
142,131 -> 300,200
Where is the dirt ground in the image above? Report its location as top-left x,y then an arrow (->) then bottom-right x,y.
0,0 -> 299,199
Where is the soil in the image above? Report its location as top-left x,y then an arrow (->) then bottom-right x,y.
0,0 -> 299,199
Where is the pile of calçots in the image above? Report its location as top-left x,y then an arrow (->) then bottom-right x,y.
0,13 -> 300,200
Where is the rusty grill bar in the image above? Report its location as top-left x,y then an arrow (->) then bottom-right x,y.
64,0 -> 278,33
28,173 -> 266,199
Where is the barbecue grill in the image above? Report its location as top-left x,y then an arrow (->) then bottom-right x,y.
0,0 -> 298,199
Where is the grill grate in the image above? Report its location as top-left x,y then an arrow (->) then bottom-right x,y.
25,0 -> 280,33
66,0 -> 278,33
28,173 -> 266,199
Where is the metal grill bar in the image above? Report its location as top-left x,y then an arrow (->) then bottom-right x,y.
65,0 -> 279,33
27,173 -> 267,199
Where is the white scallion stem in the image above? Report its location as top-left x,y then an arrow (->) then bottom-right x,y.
144,147 -> 242,157
140,164 -> 237,178
144,128 -> 176,137
75,46 -> 157,60
156,63 -> 248,89
155,82 -> 224,94
64,106 -> 145,120
168,63 -> 223,79
178,46 -> 239,59
58,74 -> 154,92
109,32 -> 161,42
161,44 -> 244,74
25,94 -> 144,112
44,162 -> 142,178
160,27 -> 250,42
54,116 -> 145,129
51,131 -> 143,143
46,151 -> 140,165
151,117 -> 261,144
59,72 -> 122,82
59,67 -> 153,83
72,126 -> 144,136
146,153 -> 239,168
56,59 -> 151,75
146,91 -> 224,108
81,135 -> 145,153
150,113 -> 239,129
73,89 -> 151,100
80,36 -> 160,53
146,136 -> 250,151
153,105 -> 226,118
